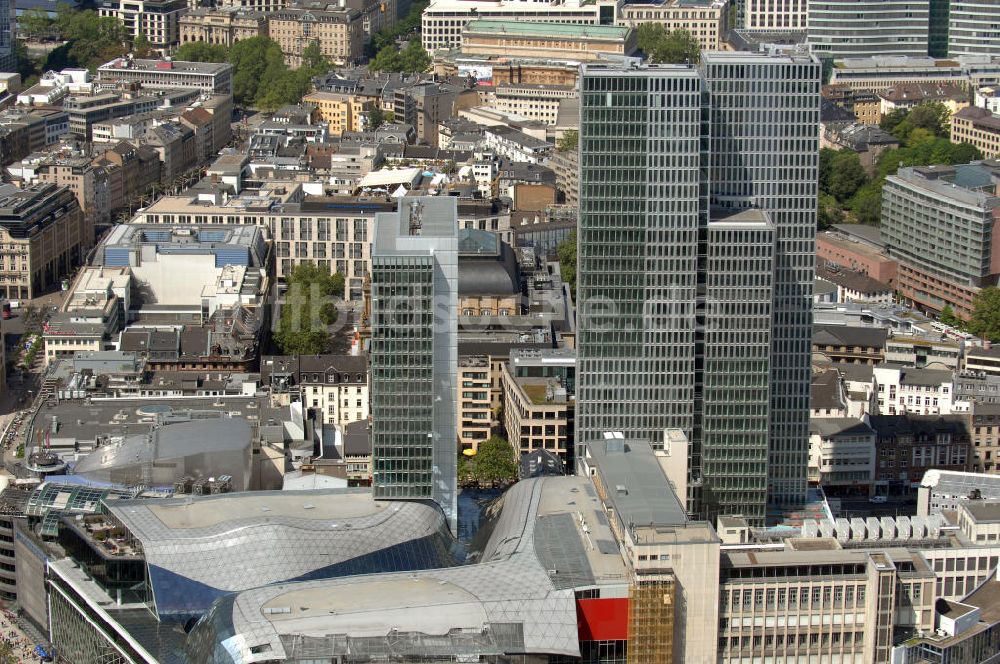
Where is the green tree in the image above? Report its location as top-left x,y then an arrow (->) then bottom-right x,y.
228,36 -> 285,106
175,41 -> 229,63
556,129 -> 578,152
54,8 -> 127,70
849,182 -> 882,225
273,263 -> 345,354
556,230 -> 576,295
132,33 -> 152,58
827,151 -> 868,203
636,24 -> 700,64
906,101 -> 951,138
879,108 -> 909,135
301,40 -> 331,76
818,193 -> 844,230
940,305 -> 960,327
370,39 -> 430,73
19,8 -> 55,41
472,436 -> 518,484
968,287 -> 1000,342
369,0 -> 429,55
368,106 -> 385,130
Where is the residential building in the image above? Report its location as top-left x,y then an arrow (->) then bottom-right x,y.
0,183 -> 86,299
816,223 -> 898,286
874,363 -> 954,415
393,81 -> 458,147
617,0 -> 728,50
885,331 -> 963,370
577,54 -> 821,523
483,125 -> 552,164
868,413 -> 972,494
971,403 -> 1000,474
975,85 -> 1000,114
261,354 -> 369,425
421,0 -> 619,54
965,346 -> 1000,377
97,0 -> 188,50
460,20 -> 636,62
808,417 -> 876,495
807,0 -> 929,59
821,122 -> 899,174
302,91 -> 373,135
457,355 -> 492,450
178,6 -> 267,47
951,106 -> 1000,159
548,148 -> 578,207
956,368 -> 1000,405
811,367 -> 849,418
95,57 -> 234,95
493,83 -> 577,127
878,82 -> 968,117
267,2 -> 365,68
370,197 -> 458,529
813,324 -> 888,364
882,162 -> 1000,319
816,259 -> 894,303
501,348 -> 575,465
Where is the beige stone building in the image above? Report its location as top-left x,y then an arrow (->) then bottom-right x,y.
297,354 -> 369,426
0,183 -> 86,300
179,7 -> 267,47
461,20 -> 636,62
458,355 -> 492,452
267,3 -> 365,67
501,362 -> 574,462
951,106 -> 1000,159
302,91 -> 373,135
617,0 -> 728,50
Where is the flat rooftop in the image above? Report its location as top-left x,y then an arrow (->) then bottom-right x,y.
464,19 -> 630,40
98,58 -> 231,75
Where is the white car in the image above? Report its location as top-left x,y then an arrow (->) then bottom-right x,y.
869,495 -> 887,504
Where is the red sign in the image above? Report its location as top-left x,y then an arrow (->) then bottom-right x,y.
576,598 -> 628,642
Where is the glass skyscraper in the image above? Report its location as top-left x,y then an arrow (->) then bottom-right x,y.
577,54 -> 820,524
370,197 -> 459,530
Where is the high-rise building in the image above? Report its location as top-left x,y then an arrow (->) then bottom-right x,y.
806,0 -> 930,59
370,197 -> 458,530
577,53 -> 820,524
948,0 -> 1000,56
740,0 -> 808,31
0,0 -> 14,73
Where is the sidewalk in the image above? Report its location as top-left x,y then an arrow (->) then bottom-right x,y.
0,607 -> 43,662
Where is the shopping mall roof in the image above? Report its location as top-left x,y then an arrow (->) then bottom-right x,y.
106,488 -> 456,617
184,477 -> 628,663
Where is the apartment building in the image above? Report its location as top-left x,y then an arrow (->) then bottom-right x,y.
458,355 -> 492,451
970,403 -> 1000,474
178,6 -> 267,47
813,324 -> 888,364
966,346 -> 1000,377
874,364 -> 954,416
808,418 -> 877,493
302,91 -> 373,135
293,354 -> 369,425
951,106 -> 1000,159
0,183 -> 86,300
268,2 -> 365,67
98,0 -> 189,50
885,332 -> 962,370
493,84 -> 577,127
500,348 -> 574,464
882,162 -> 1000,319
869,414 -> 972,493
617,0 -> 726,50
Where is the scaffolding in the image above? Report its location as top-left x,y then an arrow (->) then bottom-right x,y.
627,570 -> 676,664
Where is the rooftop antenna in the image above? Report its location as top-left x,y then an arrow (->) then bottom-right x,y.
409,200 -> 424,235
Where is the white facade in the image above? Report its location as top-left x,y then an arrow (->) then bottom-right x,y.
742,0 -> 807,31
874,364 -> 954,415
421,0 -> 616,53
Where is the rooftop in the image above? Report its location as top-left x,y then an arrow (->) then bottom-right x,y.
98,58 -> 231,75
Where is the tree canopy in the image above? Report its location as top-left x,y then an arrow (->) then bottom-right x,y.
557,230 -> 576,295
556,129 -> 578,153
636,24 -> 700,64
370,39 -> 431,73
369,0 -> 428,55
175,41 -> 229,63
50,7 -> 127,71
472,436 -> 518,484
273,263 -> 345,355
968,287 -> 1000,342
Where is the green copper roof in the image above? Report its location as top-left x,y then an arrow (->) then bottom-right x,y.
464,20 -> 630,40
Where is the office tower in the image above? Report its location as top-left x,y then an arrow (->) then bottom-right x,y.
0,0 -> 14,73
370,197 -> 458,530
577,53 -> 820,524
740,0 -> 807,31
806,0 -> 930,59
948,0 -> 1000,56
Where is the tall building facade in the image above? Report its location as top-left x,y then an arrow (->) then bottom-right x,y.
577,54 -> 820,524
0,0 -> 14,73
948,0 -> 1000,56
370,197 -> 458,529
806,0 -> 930,59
